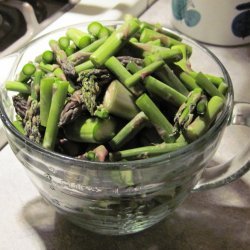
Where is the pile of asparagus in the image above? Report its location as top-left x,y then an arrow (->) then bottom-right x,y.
5,15 -> 228,161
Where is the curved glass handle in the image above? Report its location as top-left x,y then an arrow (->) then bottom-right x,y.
193,102 -> 250,192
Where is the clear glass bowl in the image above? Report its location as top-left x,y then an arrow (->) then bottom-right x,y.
0,21 -> 234,235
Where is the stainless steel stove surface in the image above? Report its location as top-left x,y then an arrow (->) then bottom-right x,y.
0,0 -> 79,58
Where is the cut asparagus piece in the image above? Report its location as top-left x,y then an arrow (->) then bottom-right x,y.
124,60 -> 164,87
84,145 -> 109,161
40,77 -> 55,127
102,80 -> 139,120
58,36 -> 70,51
5,81 -> 31,94
127,62 -> 186,107
75,60 -> 94,73
110,142 -> 187,161
90,18 -> 140,66
195,72 -> 224,98
39,62 -> 59,73
196,95 -> 208,115
43,81 -> 69,150
185,96 -> 224,141
136,93 -> 175,142
64,116 -> 116,143
155,64 -> 189,96
18,63 -> 36,82
109,111 -> 149,150
42,50 -> 54,64
66,28 -> 92,49
179,71 -> 199,90
139,28 -> 192,54
104,56 -> 143,96
31,70 -> 44,100
88,21 -> 103,37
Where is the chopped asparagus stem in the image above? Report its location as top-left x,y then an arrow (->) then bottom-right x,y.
31,70 -> 44,100
43,81 -> 69,150
179,71 -> 199,90
42,50 -> 54,64
66,28 -> 92,49
5,81 -> 31,94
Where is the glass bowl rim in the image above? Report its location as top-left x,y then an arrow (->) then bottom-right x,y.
0,20 -> 234,169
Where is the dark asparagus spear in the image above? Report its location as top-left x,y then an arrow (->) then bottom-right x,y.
49,39 -> 76,80
12,94 -> 28,119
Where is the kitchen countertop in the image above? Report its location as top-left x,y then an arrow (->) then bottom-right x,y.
0,0 -> 250,249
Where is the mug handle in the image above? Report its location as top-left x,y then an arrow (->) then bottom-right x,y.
193,102 -> 250,191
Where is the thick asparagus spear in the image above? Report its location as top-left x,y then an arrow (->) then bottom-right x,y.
124,60 -> 164,87
195,72 -> 224,98
127,62 -> 186,107
104,56 -> 144,96
185,96 -> 224,141
102,80 -> 139,120
109,142 -> 186,161
43,81 -> 69,150
136,93 -> 175,142
109,111 -> 149,150
64,116 -> 116,143
90,18 -> 140,66
40,77 -> 55,127
179,71 -> 199,90
18,63 -> 36,82
66,28 -> 92,49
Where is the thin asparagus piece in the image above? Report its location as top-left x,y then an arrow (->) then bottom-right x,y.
58,36 -> 70,51
109,142 -> 187,161
49,39 -> 76,79
39,62 -> 59,72
174,88 -> 203,129
196,95 -> 208,115
109,111 -> 149,150
102,80 -> 139,120
125,60 -> 164,87
42,50 -> 54,64
155,64 -> 189,96
90,18 -> 140,66
53,68 -> 67,81
185,96 -> 224,141
5,81 -> 31,94
75,60 -> 94,73
31,70 -> 44,100
218,82 -> 228,95
179,71 -> 199,90
104,56 -> 143,96
13,119 -> 25,135
88,21 -> 103,37
64,116 -> 116,143
18,63 -> 36,82
195,72 -> 224,98
66,28 -> 92,49
139,28 -> 192,54
127,62 -> 186,107
136,93 -> 175,142
84,145 -> 109,162
40,77 -> 55,127
43,81 -> 69,150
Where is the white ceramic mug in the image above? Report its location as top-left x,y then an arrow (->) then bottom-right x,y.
171,0 -> 250,46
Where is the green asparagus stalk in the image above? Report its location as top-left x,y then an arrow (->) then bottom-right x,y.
179,71 -> 199,90
42,50 -> 54,64
40,77 -> 55,127
174,88 -> 203,129
102,80 -> 139,120
90,18 -> 140,66
104,56 -> 143,96
39,61 -> 59,73
109,111 -> 149,150
185,96 -> 224,141
5,81 -> 31,94
58,36 -> 70,51
155,64 -> 189,96
196,95 -> 208,115
43,81 -> 69,150
75,60 -> 94,73
109,142 -> 187,161
64,116 -> 116,143
195,72 -> 224,98
218,82 -> 228,95
18,63 -> 36,82
87,21 -> 103,37
31,70 -> 44,100
127,61 -> 186,107
66,28 -> 92,49
13,117 -> 25,135
136,93 -> 175,142
53,68 -> 67,81
139,28 -> 192,54
124,60 -> 164,87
